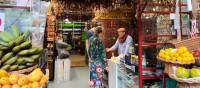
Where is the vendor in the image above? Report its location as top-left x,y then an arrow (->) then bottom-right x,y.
106,28 -> 133,55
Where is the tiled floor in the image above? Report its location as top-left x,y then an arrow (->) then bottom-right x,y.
70,55 -> 87,67
47,67 -> 89,88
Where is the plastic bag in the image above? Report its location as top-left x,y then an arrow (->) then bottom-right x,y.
57,49 -> 70,59
31,28 -> 44,48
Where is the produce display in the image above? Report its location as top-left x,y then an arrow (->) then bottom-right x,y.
0,68 -> 48,88
176,67 -> 200,78
176,67 -> 189,78
158,47 -> 195,63
193,48 -> 200,57
0,25 -> 43,72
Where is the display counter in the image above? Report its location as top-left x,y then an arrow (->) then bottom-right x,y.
108,55 -> 138,88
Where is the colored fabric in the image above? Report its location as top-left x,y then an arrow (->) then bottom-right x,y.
86,29 -> 94,39
111,35 -> 133,55
88,35 -> 107,87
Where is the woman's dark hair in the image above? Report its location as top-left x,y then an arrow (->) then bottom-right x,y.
96,26 -> 103,34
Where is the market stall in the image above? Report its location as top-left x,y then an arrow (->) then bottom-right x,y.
0,0 -> 50,87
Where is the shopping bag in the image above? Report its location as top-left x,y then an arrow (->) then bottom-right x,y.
64,59 -> 71,81
54,59 -> 64,82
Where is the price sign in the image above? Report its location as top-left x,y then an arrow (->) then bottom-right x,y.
0,13 -> 5,32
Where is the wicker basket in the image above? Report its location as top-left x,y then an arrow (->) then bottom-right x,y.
169,74 -> 200,88
171,37 -> 200,52
157,57 -> 194,74
10,65 -> 38,74
163,63 -> 176,75
157,57 -> 195,65
178,83 -> 200,88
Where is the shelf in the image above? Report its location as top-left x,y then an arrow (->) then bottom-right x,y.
140,2 -> 187,6
142,75 -> 162,80
63,33 -> 81,35
143,67 -> 158,71
0,5 -> 31,9
144,34 -> 176,38
143,42 -> 171,46
143,11 -> 190,14
59,28 -> 82,32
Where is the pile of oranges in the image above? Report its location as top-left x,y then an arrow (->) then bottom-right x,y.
158,47 -> 194,62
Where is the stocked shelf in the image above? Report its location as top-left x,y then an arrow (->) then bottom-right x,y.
142,75 -> 162,80
140,2 -> 187,6
0,5 -> 31,9
143,67 -> 159,71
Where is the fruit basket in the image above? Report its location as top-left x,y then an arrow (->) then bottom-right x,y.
10,65 -> 38,74
0,68 -> 48,88
169,67 -> 200,88
0,25 -> 43,74
169,74 -> 200,84
157,47 -> 195,74
157,56 -> 195,65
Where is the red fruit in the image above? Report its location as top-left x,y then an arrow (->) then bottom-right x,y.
193,52 -> 199,57
197,49 -> 200,52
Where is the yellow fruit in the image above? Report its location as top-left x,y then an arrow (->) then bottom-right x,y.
180,47 -> 188,52
11,84 -> 20,88
160,50 -> 165,53
176,67 -> 189,78
0,85 -> 1,88
174,53 -> 179,57
40,75 -> 48,86
18,76 -> 29,86
168,48 -> 173,51
21,85 -> 31,88
187,57 -> 193,61
158,53 -> 164,58
161,54 -> 167,59
169,53 -> 174,57
31,82 -> 40,88
165,56 -> 171,61
9,74 -> 19,84
177,49 -> 183,54
0,77 -> 10,85
29,68 -> 44,82
182,58 -> 188,62
0,70 -> 9,77
172,57 -> 177,61
177,57 -> 183,62
2,85 -> 11,88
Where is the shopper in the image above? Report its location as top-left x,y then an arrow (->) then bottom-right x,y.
88,26 -> 107,88
106,28 -> 133,55
85,22 -> 100,65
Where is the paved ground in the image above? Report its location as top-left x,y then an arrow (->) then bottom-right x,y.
47,67 -> 89,88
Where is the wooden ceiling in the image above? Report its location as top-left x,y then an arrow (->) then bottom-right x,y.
49,0 -> 177,21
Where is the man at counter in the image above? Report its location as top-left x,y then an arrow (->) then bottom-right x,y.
106,28 -> 133,55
